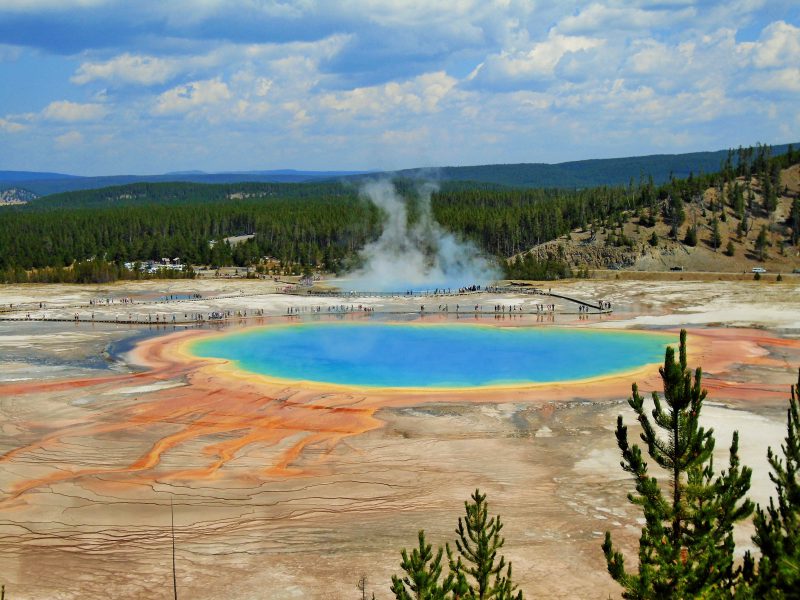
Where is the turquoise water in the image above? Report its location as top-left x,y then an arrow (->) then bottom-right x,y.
189,323 -> 670,388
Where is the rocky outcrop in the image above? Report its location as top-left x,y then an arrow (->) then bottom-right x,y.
0,187 -> 38,205
522,240 -> 638,269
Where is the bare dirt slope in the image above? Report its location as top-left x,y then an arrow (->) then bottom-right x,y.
517,164 -> 800,274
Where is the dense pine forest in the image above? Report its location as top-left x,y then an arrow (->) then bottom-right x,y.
1,144 -> 798,284
392,142 -> 799,188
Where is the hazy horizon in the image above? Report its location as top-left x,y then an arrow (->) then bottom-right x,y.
4,140 -> 800,179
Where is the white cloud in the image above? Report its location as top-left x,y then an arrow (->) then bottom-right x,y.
71,34 -> 350,89
54,130 -> 84,148
229,99 -> 271,121
0,117 -> 26,133
558,3 -> 696,34
614,28 -> 741,95
555,77 -> 739,127
319,71 -> 457,116
380,126 -> 430,145
750,68 -> 800,93
2,1 -> 799,173
746,21 -> 800,68
72,53 -> 178,85
339,0 -> 476,27
326,0 -> 536,47
42,100 -> 107,122
469,30 -> 604,86
254,77 -> 273,97
152,78 -> 232,115
629,40 -> 691,75
0,0 -> 110,10
280,101 -> 313,128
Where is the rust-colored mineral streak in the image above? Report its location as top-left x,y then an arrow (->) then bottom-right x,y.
1,325 -> 794,507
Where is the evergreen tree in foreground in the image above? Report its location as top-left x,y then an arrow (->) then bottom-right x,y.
448,490 -> 522,600
391,531 -> 454,600
391,490 -> 522,600
745,369 -> 800,598
602,330 -> 753,598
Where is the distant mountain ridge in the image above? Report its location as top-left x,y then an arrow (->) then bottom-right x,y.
0,169 -> 372,196
2,143 -> 798,196
0,170 -> 81,183
386,144 -> 799,188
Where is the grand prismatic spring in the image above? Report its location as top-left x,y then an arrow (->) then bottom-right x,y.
188,323 -> 671,388
1,279 -> 799,599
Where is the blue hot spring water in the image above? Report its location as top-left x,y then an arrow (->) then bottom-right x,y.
190,322 -> 674,388
188,323 -> 670,389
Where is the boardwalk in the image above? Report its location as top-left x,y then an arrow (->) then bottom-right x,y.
493,285 -> 610,312
0,284 -> 611,327
302,289 -> 483,298
542,291 -> 605,311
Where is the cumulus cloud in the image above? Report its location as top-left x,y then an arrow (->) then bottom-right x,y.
280,101 -> 312,127
320,71 -> 457,116
1,0 -> 110,10
469,30 -> 604,88
0,117 -> 27,133
153,78 -> 232,115
54,130 -> 84,148
616,84 -> 734,125
380,126 -> 429,145
744,20 -> 800,68
42,100 -> 107,122
749,68 -> 800,93
559,3 -> 696,34
2,1 -> 799,173
72,53 -> 179,85
71,33 -> 349,92
629,40 -> 691,75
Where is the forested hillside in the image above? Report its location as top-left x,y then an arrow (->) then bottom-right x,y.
507,145 -> 800,278
369,143 -> 800,188
21,179 -> 507,211
0,183 -> 644,277
1,144 -> 797,283
0,170 -> 370,196
0,197 -> 382,273
4,143 -> 797,196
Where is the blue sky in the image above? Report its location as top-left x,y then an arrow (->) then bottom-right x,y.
0,0 -> 798,175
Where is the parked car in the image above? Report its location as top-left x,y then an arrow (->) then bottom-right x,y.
751,267 -> 767,273
670,266 -> 684,271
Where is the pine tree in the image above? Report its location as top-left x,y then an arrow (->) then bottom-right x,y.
447,490 -> 523,600
602,330 -> 753,598
710,218 -> 722,251
790,198 -> 800,246
755,226 -> 769,261
746,369 -> 800,598
684,225 -> 698,247
391,531 -> 453,600
730,183 -> 744,216
737,213 -> 748,240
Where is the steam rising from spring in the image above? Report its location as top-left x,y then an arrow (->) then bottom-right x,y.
345,180 -> 501,291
